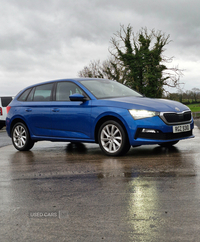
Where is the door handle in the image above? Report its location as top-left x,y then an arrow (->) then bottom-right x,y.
52,108 -> 60,112
26,108 -> 32,112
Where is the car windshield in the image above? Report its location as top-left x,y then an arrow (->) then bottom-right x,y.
79,79 -> 142,99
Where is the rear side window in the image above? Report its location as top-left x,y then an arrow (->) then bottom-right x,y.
1,97 -> 13,107
18,84 -> 54,102
18,88 -> 31,101
27,88 -> 35,101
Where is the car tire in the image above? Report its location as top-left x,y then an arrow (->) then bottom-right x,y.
98,120 -> 130,156
159,140 -> 179,147
0,124 -> 4,130
12,122 -> 34,151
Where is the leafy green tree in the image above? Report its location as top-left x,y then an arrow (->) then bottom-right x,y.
110,25 -> 182,97
79,25 -> 183,98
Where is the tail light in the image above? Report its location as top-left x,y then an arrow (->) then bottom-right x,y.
6,106 -> 11,114
0,107 -> 2,116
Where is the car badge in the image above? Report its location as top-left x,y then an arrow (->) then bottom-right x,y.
175,107 -> 180,111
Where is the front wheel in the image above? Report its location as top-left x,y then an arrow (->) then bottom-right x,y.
98,120 -> 130,156
12,122 -> 34,151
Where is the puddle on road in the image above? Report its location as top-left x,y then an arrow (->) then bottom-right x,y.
0,126 -> 200,241
0,125 -> 199,181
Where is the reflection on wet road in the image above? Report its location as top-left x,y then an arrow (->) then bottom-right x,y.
1,126 -> 200,241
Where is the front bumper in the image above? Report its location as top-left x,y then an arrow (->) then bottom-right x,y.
135,129 -> 193,140
127,115 -> 194,146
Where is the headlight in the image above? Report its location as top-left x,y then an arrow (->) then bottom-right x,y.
129,109 -> 160,120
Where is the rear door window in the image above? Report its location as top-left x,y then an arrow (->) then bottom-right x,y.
33,83 -> 53,101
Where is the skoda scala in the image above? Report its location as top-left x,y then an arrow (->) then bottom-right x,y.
6,78 -> 194,156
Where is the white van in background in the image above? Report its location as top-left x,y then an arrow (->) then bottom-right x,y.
0,96 -> 13,130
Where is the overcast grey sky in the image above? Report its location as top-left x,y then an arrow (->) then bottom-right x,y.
0,0 -> 200,95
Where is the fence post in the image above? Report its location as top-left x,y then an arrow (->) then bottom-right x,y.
193,112 -> 200,119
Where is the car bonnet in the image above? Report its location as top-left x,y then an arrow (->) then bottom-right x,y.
95,96 -> 190,113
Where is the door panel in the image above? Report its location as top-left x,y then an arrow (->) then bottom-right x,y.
51,101 -> 91,139
22,83 -> 53,136
51,82 -> 91,139
22,103 -> 52,136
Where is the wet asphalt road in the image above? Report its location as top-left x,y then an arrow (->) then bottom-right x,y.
1,124 -> 200,241
0,127 -> 12,147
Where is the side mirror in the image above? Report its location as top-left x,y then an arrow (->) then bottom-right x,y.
69,93 -> 87,102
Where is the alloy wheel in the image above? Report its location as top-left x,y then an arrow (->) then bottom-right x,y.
13,124 -> 27,149
100,123 -> 123,153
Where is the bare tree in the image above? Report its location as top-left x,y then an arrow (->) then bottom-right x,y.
191,88 -> 200,103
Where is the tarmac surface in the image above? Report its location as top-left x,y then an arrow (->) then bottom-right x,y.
0,127 -> 12,147
0,123 -> 200,241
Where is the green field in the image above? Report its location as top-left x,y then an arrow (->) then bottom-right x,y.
186,103 -> 200,112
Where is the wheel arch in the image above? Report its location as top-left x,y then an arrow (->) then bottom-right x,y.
10,118 -> 35,151
94,115 -> 130,143
10,118 -> 29,134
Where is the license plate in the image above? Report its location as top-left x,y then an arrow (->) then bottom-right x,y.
173,124 -> 191,133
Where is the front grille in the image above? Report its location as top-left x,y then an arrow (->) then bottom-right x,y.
160,111 -> 192,124
135,129 -> 193,140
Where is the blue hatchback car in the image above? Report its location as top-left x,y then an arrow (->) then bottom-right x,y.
6,78 -> 194,156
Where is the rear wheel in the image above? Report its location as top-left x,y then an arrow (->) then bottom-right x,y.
12,122 -> 34,151
98,120 -> 130,156
159,141 -> 179,147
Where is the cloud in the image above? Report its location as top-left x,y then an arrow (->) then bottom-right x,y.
0,0 -> 200,95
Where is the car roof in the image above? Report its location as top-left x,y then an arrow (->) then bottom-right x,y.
21,78 -> 111,90
15,78 -> 113,98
